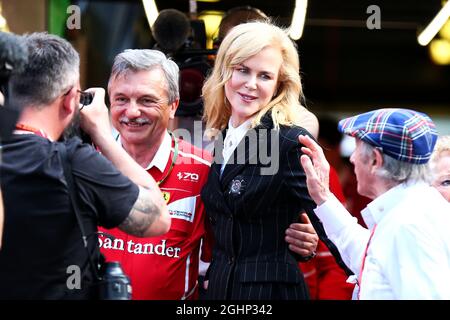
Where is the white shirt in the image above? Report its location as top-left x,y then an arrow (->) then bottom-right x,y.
220,117 -> 253,174
314,181 -> 450,299
116,131 -> 171,173
143,132 -> 171,172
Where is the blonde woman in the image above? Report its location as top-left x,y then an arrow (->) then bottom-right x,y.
200,21 -> 346,300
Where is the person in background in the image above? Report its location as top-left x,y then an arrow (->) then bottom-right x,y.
299,108 -> 450,299
201,21 -> 346,300
430,135 -> 450,202
215,6 -> 268,48
0,33 -> 170,299
151,8 -> 191,58
152,8 -> 211,148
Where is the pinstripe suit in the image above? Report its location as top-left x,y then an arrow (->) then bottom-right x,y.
201,112 -> 349,300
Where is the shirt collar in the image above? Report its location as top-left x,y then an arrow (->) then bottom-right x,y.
144,131 -> 172,172
116,131 -> 172,173
226,117 -> 253,140
361,181 -> 428,229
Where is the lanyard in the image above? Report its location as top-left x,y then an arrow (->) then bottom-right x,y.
114,131 -> 179,186
15,123 -> 49,139
157,131 -> 178,186
357,224 -> 378,299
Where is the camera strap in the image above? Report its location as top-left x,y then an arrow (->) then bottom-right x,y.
57,142 -> 101,282
114,130 -> 178,186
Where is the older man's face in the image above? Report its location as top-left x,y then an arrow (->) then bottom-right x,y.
109,68 -> 177,148
350,139 -> 377,199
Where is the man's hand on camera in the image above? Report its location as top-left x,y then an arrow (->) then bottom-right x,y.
79,88 -> 112,143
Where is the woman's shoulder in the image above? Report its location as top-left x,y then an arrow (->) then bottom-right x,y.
279,125 -> 314,146
257,107 -> 318,141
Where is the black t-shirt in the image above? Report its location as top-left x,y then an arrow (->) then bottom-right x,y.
0,134 -> 139,299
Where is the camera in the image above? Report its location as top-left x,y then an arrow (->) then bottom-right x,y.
67,90 -> 94,144
79,90 -> 94,106
97,261 -> 132,300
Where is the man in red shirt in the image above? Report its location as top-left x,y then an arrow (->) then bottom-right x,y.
98,49 -> 212,300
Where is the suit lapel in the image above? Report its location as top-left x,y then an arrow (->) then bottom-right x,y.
220,134 -> 253,188
209,129 -> 226,191
220,112 -> 273,189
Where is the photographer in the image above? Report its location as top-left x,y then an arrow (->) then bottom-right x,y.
0,32 -> 170,299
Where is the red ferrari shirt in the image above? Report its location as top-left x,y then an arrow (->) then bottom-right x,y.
99,132 -> 212,300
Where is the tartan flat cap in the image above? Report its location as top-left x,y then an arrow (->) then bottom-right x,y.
338,108 -> 438,164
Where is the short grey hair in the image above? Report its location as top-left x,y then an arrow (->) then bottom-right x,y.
108,49 -> 179,103
360,140 -> 432,184
9,32 -> 79,109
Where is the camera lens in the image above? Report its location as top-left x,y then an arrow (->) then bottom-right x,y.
79,91 -> 94,106
98,262 -> 132,300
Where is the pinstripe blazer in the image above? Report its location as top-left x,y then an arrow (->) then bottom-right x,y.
200,112 -> 349,300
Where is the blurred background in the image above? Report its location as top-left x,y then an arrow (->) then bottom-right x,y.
1,0 -> 449,135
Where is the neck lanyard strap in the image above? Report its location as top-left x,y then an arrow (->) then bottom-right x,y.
157,131 -> 178,186
357,224 -> 377,299
15,123 -> 48,139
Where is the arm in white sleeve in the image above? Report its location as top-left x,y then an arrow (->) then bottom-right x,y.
314,195 -> 370,275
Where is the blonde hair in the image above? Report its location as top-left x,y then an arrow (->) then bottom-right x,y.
202,21 -> 307,136
431,135 -> 450,163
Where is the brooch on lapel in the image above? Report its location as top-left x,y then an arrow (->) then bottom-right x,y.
229,177 -> 246,195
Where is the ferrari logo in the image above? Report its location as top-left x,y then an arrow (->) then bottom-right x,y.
162,191 -> 171,204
